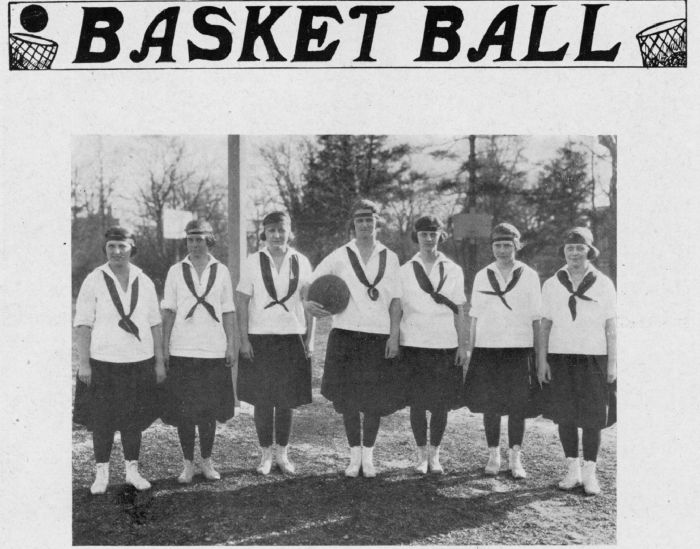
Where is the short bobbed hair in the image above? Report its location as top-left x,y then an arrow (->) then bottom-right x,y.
559,227 -> 600,260
104,226 -> 137,257
185,219 -> 216,248
260,211 -> 293,242
491,222 -> 522,251
411,215 -> 446,244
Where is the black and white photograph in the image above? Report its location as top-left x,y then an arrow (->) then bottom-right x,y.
70,134 -> 617,545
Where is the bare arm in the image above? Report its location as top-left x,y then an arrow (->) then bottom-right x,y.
76,325 -> 92,385
236,291 -> 253,360
299,283 -> 316,356
161,309 -> 175,364
460,316 -> 477,377
385,298 -> 401,359
605,317 -> 617,383
304,312 -> 316,357
468,316 -> 477,353
455,305 -> 468,348
223,311 -> 239,366
532,319 -> 542,364
454,305 -> 470,368
151,324 -> 166,384
537,318 -> 552,384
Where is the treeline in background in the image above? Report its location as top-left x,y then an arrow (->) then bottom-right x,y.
71,135 -> 616,296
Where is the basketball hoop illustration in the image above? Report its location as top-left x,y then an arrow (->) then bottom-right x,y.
10,32 -> 58,70
9,4 -> 57,70
636,19 -> 686,67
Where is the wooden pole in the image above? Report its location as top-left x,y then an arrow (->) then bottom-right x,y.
227,135 -> 245,286
466,135 -> 478,294
227,135 -> 244,407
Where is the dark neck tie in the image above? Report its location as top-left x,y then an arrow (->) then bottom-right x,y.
346,247 -> 386,301
556,270 -> 597,321
182,262 -> 219,322
412,261 -> 458,314
479,267 -> 523,311
102,271 -> 141,340
259,252 -> 299,312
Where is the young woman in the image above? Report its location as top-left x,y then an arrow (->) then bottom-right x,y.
306,199 -> 403,478
399,216 -> 469,474
73,227 -> 165,494
161,220 -> 238,483
236,211 -> 315,475
464,223 -> 542,479
539,227 -> 617,495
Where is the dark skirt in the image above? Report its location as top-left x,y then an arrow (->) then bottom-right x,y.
321,329 -> 407,417
463,347 -> 541,418
237,334 -> 312,408
161,356 -> 235,426
402,346 -> 464,412
73,358 -> 160,432
543,354 -> 616,429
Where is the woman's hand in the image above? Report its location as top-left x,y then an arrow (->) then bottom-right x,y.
226,342 -> 239,369
240,337 -> 254,361
456,348 -> 471,379
537,359 -> 551,386
607,359 -> 617,383
155,361 -> 167,384
385,334 -> 399,359
455,347 -> 470,366
304,300 -> 332,318
78,362 -> 92,386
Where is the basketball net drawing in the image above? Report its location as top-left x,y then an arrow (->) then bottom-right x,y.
636,18 -> 686,67
9,4 -> 57,70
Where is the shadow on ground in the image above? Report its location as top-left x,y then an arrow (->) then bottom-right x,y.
74,469 -> 573,545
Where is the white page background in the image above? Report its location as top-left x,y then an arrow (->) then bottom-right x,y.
2,6 -> 700,547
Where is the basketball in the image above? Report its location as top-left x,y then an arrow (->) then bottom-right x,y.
20,5 -> 49,34
307,275 -> 351,315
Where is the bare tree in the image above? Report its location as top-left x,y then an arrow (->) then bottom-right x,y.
132,137 -> 227,288
256,137 -> 313,218
384,170 -> 434,261
71,137 -> 115,231
71,138 -> 118,294
429,135 -> 530,285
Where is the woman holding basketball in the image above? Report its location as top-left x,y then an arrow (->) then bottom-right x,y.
236,211 -> 315,475
399,216 -> 469,474
161,220 -> 238,484
538,227 -> 616,495
306,199 -> 403,478
464,223 -> 542,479
73,227 -> 165,494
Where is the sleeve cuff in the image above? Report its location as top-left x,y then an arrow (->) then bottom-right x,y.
73,319 -> 94,328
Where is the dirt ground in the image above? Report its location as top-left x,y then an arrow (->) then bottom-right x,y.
72,318 -> 616,545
